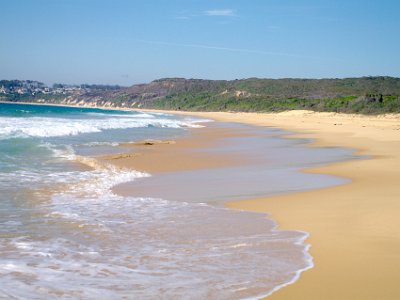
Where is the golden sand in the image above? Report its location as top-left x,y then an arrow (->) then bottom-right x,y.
159,110 -> 400,300
110,108 -> 400,299
103,123 -> 252,174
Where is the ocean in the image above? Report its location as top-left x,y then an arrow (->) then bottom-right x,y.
0,102 -> 354,299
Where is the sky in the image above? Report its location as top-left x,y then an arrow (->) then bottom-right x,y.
1,0 -> 399,86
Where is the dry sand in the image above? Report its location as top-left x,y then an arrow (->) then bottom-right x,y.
111,108 -> 400,299
158,110 -> 399,300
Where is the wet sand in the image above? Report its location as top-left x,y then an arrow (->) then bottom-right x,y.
111,121 -> 352,207
105,108 -> 400,299
153,110 -> 400,300
104,123 -> 252,174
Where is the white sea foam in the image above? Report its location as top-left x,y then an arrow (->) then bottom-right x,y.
0,110 -> 315,299
87,112 -> 156,118
0,115 -> 205,139
1,192 -> 313,300
5,160 -> 309,299
0,141 -> 313,299
0,142 -> 148,198
80,141 -> 120,147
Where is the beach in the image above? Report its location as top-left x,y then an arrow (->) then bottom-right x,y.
175,110 -> 400,299
2,102 -> 399,298
3,0 -> 399,297
3,102 -> 339,299
118,109 -> 400,299
26,104 -> 397,298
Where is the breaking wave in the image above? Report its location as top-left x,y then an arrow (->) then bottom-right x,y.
0,115 -> 205,139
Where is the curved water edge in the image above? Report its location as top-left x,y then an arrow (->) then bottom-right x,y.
1,151 -> 314,299
247,232 -> 314,300
74,155 -> 316,300
3,149 -> 310,299
0,103 -> 357,299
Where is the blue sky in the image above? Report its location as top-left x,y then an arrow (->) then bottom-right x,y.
1,0 -> 399,86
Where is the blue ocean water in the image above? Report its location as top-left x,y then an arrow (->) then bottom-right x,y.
0,102 -> 352,299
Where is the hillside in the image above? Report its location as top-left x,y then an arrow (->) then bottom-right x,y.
2,77 -> 400,114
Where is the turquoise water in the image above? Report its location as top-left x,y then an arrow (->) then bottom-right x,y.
0,102 -> 199,239
0,103 -> 352,299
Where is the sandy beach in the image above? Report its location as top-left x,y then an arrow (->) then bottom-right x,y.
114,109 -> 400,299
171,110 -> 400,299
4,101 -> 400,297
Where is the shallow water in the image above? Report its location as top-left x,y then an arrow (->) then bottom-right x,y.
0,103 -> 354,299
119,123 -> 354,204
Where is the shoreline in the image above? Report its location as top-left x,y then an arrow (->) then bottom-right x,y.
98,119 -> 324,298
4,101 -> 400,298
107,119 -> 324,298
155,110 -> 400,299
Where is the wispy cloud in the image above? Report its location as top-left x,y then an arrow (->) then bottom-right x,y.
134,39 -> 303,58
174,9 -> 237,20
204,9 -> 237,17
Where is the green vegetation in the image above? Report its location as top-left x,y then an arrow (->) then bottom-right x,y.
151,94 -> 400,114
2,76 -> 400,114
146,77 -> 400,114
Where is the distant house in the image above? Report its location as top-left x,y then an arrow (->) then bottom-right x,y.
16,88 -> 27,94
